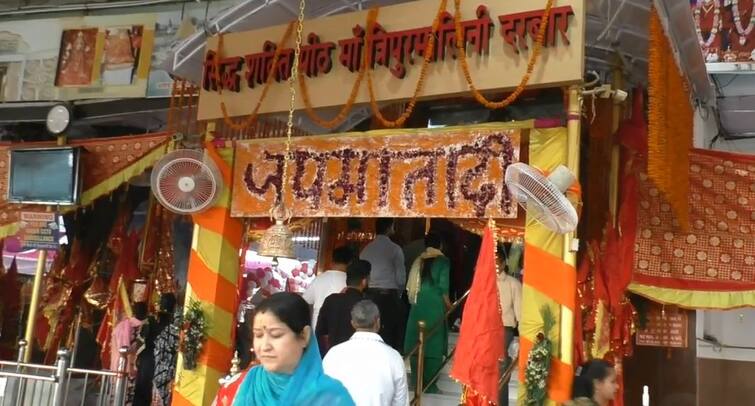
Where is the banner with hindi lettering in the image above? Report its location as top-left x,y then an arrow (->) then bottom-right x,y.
197,0 -> 585,119
231,124 -> 524,218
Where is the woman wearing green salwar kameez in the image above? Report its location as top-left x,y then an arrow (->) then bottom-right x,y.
404,233 -> 451,394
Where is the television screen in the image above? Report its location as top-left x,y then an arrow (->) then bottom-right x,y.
8,147 -> 80,205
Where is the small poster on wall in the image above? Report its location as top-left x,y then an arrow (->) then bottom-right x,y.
101,25 -> 144,86
636,305 -> 689,348
55,28 -> 98,87
19,211 -> 60,251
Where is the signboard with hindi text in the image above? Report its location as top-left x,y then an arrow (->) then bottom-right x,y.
197,0 -> 586,120
19,211 -> 60,251
231,124 -> 523,218
636,306 -> 689,348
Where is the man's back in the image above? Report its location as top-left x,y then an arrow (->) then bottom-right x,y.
360,235 -> 405,290
323,332 -> 409,406
316,288 -> 365,354
303,270 -> 347,330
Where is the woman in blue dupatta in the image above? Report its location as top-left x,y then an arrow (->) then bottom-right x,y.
232,292 -> 354,406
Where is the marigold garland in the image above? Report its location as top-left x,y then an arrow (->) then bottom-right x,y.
217,22 -> 295,131
648,8 -> 692,229
298,10 -> 376,129
216,0 -> 556,130
453,0 -> 552,109
365,0 -> 449,128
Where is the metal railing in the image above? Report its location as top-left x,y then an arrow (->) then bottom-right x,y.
0,341 -> 128,406
404,290 -> 469,406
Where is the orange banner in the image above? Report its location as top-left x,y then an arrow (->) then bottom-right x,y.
232,125 -> 522,218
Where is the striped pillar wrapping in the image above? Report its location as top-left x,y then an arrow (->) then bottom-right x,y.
173,143 -> 243,406
517,127 -> 576,404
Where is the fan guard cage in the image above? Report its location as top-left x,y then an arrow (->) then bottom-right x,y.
151,149 -> 223,214
505,163 -> 578,234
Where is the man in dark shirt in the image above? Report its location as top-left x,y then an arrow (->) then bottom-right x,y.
315,259 -> 371,357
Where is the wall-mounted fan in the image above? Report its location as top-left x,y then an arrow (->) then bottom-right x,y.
505,163 -> 579,234
150,149 -> 223,214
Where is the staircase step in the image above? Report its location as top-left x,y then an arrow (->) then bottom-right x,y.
417,392 -> 460,406
406,331 -> 520,404
413,390 -> 518,406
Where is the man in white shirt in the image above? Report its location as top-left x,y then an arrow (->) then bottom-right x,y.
303,246 -> 353,332
496,251 -> 522,405
360,218 -> 406,351
323,300 -> 409,406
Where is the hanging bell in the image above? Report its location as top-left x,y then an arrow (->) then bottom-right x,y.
258,204 -> 295,260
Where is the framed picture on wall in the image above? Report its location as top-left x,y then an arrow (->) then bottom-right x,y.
54,28 -> 98,87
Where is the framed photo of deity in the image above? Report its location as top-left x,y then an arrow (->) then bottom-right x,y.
54,28 -> 98,87
52,14 -> 156,99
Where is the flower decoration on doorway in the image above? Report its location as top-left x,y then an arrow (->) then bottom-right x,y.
257,0 -> 308,264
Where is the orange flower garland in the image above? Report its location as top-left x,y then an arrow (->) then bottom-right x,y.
453,0 -> 553,109
648,8 -> 692,229
297,10 -> 376,129
217,22 -> 295,131
365,0 -> 448,128
217,0 -> 554,130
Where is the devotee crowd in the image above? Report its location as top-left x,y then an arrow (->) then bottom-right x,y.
106,217 -> 617,406
211,218 -> 540,406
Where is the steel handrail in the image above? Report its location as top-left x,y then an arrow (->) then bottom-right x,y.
499,355 -> 519,386
0,371 -> 57,382
67,367 -> 121,377
0,361 -> 57,370
1,341 -> 130,406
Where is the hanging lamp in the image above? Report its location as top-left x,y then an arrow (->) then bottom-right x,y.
257,0 -> 307,265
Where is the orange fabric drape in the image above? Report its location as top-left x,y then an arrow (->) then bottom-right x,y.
451,225 -> 504,403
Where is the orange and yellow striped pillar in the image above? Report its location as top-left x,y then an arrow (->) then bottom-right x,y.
173,130 -> 243,406
517,86 -> 580,404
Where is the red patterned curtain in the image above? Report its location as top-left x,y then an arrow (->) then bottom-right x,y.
631,148 -> 755,308
0,132 -> 172,233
